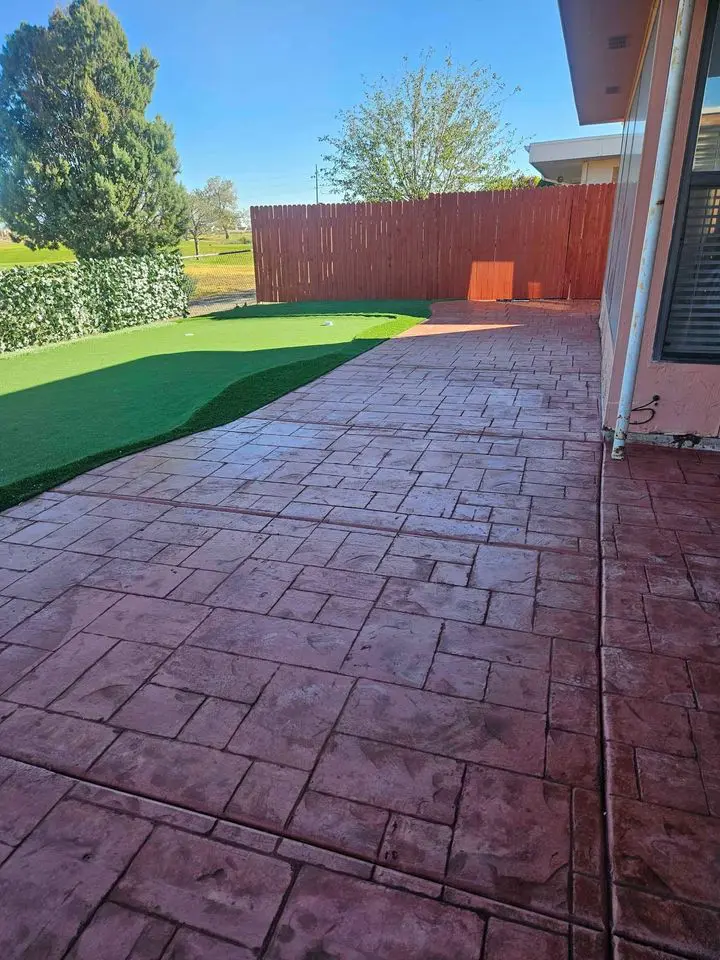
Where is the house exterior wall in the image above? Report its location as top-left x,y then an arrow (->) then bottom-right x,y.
600,0 -> 720,437
581,158 -> 620,184
528,135 -> 623,183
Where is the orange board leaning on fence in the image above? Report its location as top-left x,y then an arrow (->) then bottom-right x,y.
250,183 -> 615,304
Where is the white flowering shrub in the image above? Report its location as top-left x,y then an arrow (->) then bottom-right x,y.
0,253 -> 188,353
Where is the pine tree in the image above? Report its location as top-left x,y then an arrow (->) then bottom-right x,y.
0,0 -> 188,258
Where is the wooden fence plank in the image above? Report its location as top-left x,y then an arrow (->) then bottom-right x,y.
250,184 -> 614,303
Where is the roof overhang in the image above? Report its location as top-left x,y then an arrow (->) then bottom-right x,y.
558,0 -> 655,124
527,134 -> 623,181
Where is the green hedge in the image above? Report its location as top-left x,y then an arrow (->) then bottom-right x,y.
0,253 -> 188,353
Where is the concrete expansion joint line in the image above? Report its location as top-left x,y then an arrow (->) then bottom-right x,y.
258,417 -> 604,444
0,748 -> 606,941
596,442 -> 614,960
59,486 -> 593,558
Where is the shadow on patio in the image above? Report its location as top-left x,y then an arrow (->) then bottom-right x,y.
0,300 -> 716,959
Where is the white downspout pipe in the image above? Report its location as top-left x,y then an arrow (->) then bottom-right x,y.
611,0 -> 696,459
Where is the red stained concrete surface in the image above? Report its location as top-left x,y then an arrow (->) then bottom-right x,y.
0,300 -> 717,958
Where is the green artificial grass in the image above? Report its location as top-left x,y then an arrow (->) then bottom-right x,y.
0,300 -> 430,509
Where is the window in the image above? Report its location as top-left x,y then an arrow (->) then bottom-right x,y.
657,0 -> 720,361
603,14 -> 658,341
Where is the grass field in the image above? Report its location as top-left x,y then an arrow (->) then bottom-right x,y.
0,232 -> 252,267
0,233 -> 255,302
0,300 -> 430,508
183,250 -> 255,300
179,233 -> 251,256
0,241 -> 76,266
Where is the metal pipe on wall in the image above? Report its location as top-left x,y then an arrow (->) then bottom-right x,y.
611,0 -> 697,459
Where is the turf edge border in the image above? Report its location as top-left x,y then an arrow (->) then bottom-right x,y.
0,314 -> 424,511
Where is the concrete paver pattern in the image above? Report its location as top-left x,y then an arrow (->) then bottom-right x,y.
0,300 -> 717,959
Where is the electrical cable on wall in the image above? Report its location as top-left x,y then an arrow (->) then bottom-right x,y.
629,395 -> 659,425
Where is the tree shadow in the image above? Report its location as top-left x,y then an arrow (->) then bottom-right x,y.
203,299 -> 432,321
1,298 -> 434,508
0,338 -> 389,509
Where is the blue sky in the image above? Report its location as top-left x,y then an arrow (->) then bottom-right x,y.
0,0 -> 621,206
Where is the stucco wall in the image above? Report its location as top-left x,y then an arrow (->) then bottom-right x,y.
581,158 -> 619,184
601,0 -> 720,437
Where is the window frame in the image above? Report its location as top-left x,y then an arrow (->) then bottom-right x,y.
603,10 -> 659,343
655,0 -> 720,362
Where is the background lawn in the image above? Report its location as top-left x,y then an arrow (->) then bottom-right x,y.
178,233 -> 251,256
0,240 -> 76,266
0,232 -> 252,266
0,233 -> 255,305
0,300 -> 430,508
183,248 -> 255,301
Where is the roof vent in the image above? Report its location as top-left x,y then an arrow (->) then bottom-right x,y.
608,35 -> 628,49
605,85 -> 620,95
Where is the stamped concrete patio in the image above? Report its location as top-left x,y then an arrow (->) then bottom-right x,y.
0,300 -> 718,959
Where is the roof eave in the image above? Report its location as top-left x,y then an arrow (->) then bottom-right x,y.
558,0 -> 654,125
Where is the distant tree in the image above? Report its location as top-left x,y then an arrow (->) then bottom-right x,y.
0,0 -> 188,258
485,172 -> 541,190
185,187 -> 215,256
321,54 -> 522,201
236,208 -> 251,232
204,177 -> 240,239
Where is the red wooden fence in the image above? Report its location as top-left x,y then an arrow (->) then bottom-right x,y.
250,183 -> 615,303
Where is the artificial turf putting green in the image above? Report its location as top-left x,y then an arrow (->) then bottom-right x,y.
0,300 -> 430,509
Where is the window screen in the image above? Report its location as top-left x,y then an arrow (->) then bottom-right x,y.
659,2 -> 720,361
